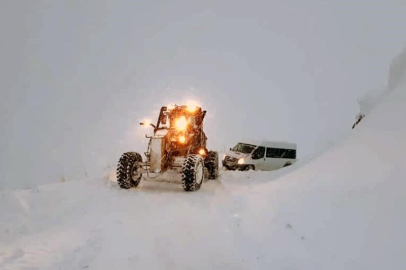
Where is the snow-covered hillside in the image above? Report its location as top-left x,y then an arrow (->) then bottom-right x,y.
2,1 -> 406,190
0,50 -> 405,269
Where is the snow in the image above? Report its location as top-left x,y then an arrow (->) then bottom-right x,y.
358,45 -> 406,115
1,57 -> 406,269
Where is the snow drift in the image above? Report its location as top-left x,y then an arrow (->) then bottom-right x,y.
358,45 -> 406,115
1,51 -> 406,269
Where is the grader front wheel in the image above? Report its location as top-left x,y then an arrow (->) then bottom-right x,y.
116,152 -> 143,189
181,155 -> 204,191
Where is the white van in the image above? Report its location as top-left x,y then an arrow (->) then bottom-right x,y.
222,140 -> 297,171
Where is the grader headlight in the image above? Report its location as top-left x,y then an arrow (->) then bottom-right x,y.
187,105 -> 197,113
179,135 -> 186,144
175,116 -> 188,131
140,119 -> 151,126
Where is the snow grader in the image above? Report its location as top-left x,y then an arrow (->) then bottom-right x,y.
117,104 -> 219,191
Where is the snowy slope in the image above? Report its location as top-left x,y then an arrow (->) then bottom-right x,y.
1,50 -> 406,269
1,79 -> 405,270
3,1 -> 406,190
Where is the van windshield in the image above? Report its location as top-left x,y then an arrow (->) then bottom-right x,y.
232,143 -> 256,154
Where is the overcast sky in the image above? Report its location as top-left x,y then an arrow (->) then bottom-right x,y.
1,0 -> 406,188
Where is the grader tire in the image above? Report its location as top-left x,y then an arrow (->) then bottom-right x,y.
206,151 -> 219,180
182,155 -> 204,192
116,152 -> 142,189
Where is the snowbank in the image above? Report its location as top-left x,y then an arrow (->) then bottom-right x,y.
358,45 -> 406,115
1,49 -> 406,269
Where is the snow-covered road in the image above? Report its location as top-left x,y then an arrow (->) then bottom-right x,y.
1,49 -> 406,270
0,168 -> 299,270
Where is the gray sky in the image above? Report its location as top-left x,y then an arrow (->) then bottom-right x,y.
1,0 -> 406,188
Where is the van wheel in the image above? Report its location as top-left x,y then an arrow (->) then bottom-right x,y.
240,165 -> 254,171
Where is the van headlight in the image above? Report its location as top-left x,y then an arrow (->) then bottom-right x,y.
238,158 -> 245,165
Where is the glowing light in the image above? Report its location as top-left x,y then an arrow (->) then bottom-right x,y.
186,100 -> 199,112
175,116 -> 188,130
238,158 -> 245,165
187,105 -> 197,113
179,136 -> 186,143
199,149 -> 206,155
143,119 -> 151,126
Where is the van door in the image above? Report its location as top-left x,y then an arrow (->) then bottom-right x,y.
275,149 -> 287,169
280,149 -> 296,168
265,147 -> 274,170
265,147 -> 286,170
251,146 -> 266,170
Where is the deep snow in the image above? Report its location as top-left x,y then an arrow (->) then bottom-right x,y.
3,1 -> 406,190
1,56 -> 406,269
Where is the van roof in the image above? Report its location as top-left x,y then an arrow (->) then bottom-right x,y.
239,139 -> 297,150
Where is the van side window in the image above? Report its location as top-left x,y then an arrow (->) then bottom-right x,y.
280,149 -> 287,158
266,147 -> 281,158
266,148 -> 296,159
252,146 -> 265,159
283,149 -> 295,158
266,148 -> 273,158
284,149 -> 296,159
